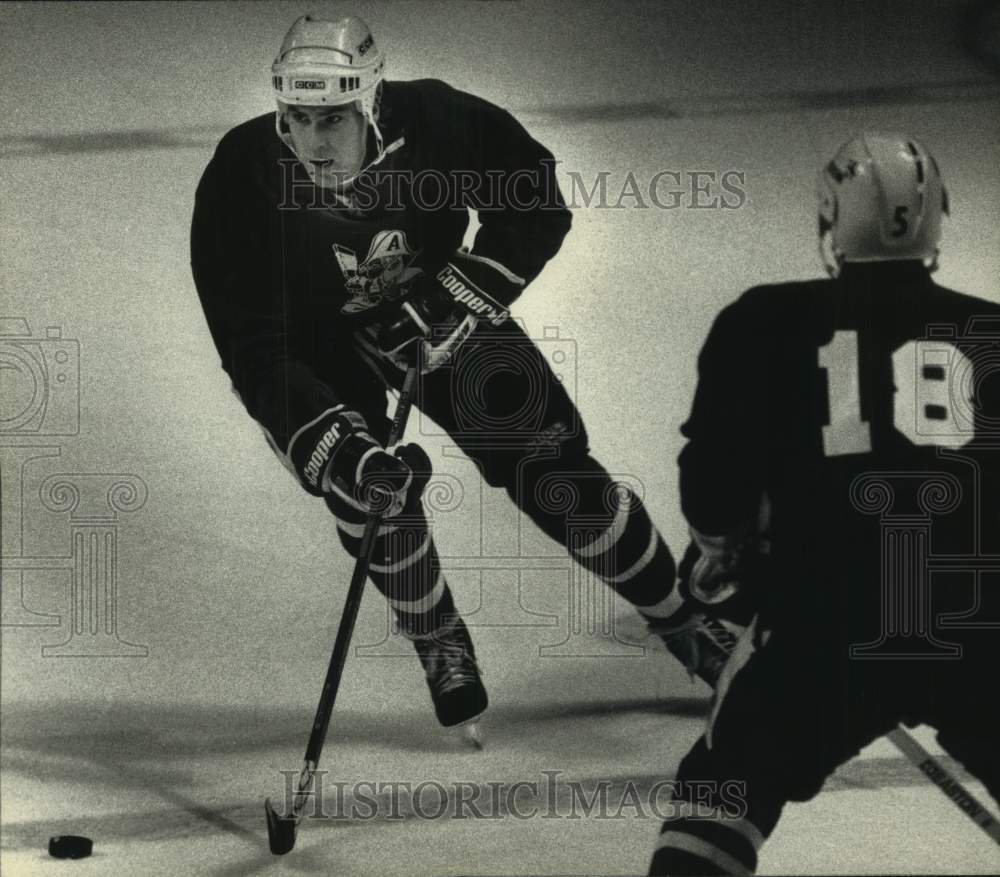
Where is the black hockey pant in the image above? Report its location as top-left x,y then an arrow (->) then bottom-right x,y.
648,627 -> 1000,875
323,322 -> 677,634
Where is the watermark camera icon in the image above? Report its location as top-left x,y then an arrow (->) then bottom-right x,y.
418,322 -> 578,442
0,318 -> 80,436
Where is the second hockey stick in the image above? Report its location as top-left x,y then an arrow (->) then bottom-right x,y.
264,362 -> 420,855
887,725 -> 1000,847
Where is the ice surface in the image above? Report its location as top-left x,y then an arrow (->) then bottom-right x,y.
2,2 -> 999,874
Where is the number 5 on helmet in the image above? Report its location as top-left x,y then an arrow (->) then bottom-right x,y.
817,133 -> 948,277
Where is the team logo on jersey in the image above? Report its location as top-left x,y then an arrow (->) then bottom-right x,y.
334,230 -> 421,315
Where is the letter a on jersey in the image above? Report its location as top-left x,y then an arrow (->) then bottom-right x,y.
337,230 -> 422,315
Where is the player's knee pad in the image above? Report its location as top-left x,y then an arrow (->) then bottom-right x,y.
494,430 -> 594,499
466,413 -> 590,491
512,449 -> 620,523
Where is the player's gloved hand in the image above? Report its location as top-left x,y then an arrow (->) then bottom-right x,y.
377,281 -> 459,357
680,493 -> 772,617
353,442 -> 431,517
650,605 -> 742,689
377,250 -> 522,373
678,539 -> 766,631
328,431 -> 431,517
682,532 -> 742,603
377,282 -> 478,374
288,407 -> 431,510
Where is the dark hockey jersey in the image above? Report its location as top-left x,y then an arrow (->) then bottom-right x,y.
680,263 -> 1000,645
190,78 -> 571,461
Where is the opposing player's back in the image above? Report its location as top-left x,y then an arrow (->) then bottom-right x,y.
680,134 -> 1000,636
723,266 -> 1000,491
657,135 -> 1000,877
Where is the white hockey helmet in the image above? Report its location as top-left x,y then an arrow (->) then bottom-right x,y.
272,14 -> 384,113
271,14 -> 388,183
817,133 -> 949,275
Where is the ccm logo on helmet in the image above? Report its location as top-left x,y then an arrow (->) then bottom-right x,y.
293,79 -> 327,90
437,266 -> 509,327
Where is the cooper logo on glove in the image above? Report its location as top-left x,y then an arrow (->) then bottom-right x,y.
436,265 -> 510,326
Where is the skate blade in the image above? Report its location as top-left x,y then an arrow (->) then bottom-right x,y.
460,720 -> 484,749
446,714 -> 484,749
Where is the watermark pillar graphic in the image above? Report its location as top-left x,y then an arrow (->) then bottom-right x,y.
436,451 -> 563,634
37,473 -> 148,656
849,472 -> 964,659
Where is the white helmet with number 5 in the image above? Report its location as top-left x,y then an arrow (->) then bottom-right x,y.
817,133 -> 949,275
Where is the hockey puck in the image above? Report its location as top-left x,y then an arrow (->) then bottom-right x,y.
48,835 -> 93,859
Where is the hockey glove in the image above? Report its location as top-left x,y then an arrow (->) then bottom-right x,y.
377,285 -> 477,374
377,251 -> 523,373
287,408 -> 430,514
650,606 -> 742,689
378,280 -> 461,356
288,408 -> 373,496
676,537 -> 766,631
681,530 -> 746,605
351,441 -> 432,518
656,513 -> 772,688
655,498 -> 773,686
680,494 -> 772,616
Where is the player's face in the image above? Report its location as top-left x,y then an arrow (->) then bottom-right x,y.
282,103 -> 367,188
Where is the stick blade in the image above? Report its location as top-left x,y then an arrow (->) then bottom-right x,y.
264,797 -> 298,855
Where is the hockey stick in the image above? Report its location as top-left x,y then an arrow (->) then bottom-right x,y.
886,726 -> 1000,847
264,362 -> 420,855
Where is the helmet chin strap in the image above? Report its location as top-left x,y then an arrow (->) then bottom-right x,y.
275,105 -> 404,196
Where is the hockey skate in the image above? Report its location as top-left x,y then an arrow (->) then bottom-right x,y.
649,607 -> 739,689
411,615 -> 488,744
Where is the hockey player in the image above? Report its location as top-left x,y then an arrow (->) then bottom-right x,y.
649,134 -> 1000,874
191,14 -> 719,733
